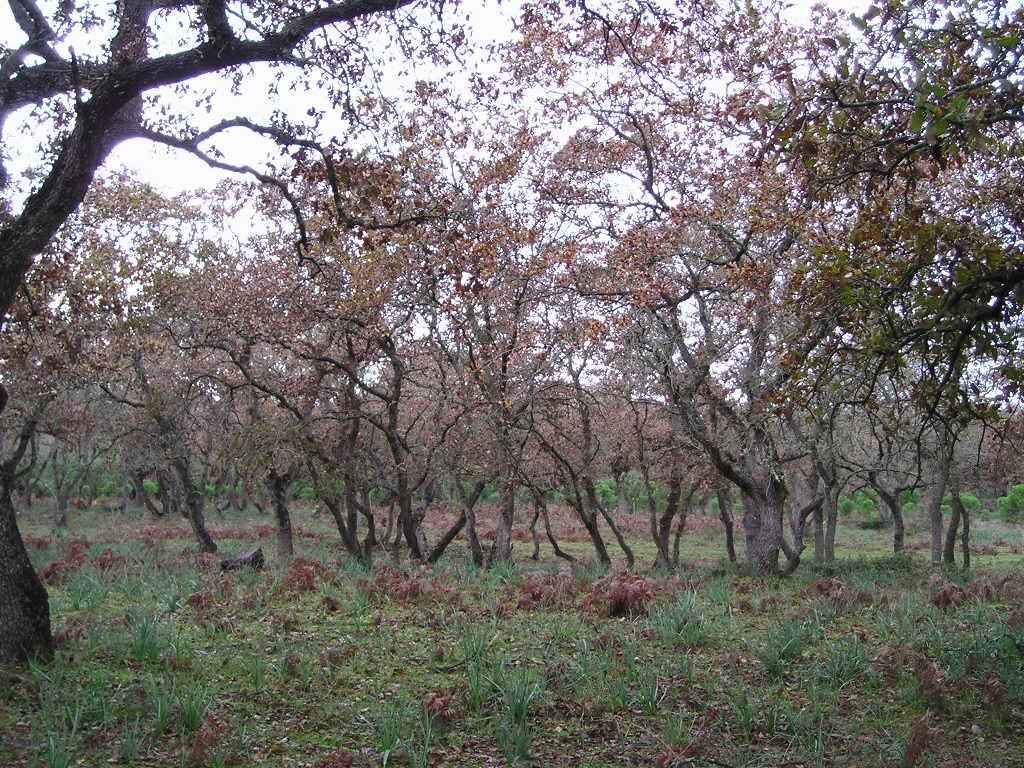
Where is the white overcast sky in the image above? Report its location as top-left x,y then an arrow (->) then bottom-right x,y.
1,0 -> 868,203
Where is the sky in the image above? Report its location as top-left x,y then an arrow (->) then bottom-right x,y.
0,0 -> 869,206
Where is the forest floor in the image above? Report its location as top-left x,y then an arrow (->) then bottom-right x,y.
2,503 -> 1023,768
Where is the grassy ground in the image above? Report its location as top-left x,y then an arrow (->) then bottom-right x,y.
1,503 -> 1023,768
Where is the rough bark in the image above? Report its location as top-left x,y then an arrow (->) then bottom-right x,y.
266,471 -> 294,560
597,496 -> 635,569
0,392 -> 52,663
740,478 -> 790,576
486,445 -> 517,566
0,483 -> 52,662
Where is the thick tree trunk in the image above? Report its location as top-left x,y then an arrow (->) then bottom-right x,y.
568,495 -> 611,569
529,491 -> 574,563
873,483 -> 906,554
267,472 -> 294,560
582,474 -> 633,569
671,512 -> 687,568
487,465 -> 516,567
892,503 -> 906,553
528,504 -> 541,560
741,487 -> 786,575
0,480 -> 52,662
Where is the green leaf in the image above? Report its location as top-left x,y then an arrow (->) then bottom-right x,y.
908,110 -> 925,133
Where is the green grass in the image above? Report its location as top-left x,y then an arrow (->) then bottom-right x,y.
2,503 -> 1022,767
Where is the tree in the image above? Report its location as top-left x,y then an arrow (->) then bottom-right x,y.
0,0 -> 473,663
0,0 -> 441,318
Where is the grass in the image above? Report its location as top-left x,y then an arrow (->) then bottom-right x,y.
1,502 -> 1022,767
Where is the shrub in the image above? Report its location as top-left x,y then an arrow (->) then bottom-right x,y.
838,490 -> 877,517
997,484 -> 1024,522
590,572 -> 660,617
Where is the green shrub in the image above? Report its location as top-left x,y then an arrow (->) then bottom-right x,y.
838,490 -> 877,517
292,480 -> 318,502
997,485 -> 1024,522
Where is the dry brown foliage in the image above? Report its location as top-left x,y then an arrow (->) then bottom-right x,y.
313,750 -> 354,768
589,572 -> 660,617
516,572 -> 578,610
41,538 -> 89,585
930,581 -> 967,611
186,713 -> 227,767
901,712 -> 934,768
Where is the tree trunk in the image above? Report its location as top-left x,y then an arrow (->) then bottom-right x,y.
717,486 -> 737,563
873,484 -> 906,554
360,488 -> 377,552
533,491 -> 574,563
487,466 -> 516,567
54,491 -> 70,528
671,511 -> 687,568
929,494 -> 944,567
132,472 -> 162,518
615,473 -> 631,516
823,487 -> 839,563
812,506 -> 824,564
943,497 -> 960,565
960,503 -> 970,570
588,477 -> 634,569
426,511 -> 467,564
322,496 -> 366,563
171,457 -> 216,553
528,504 -> 541,560
652,473 -> 681,571
945,484 -> 970,569
741,488 -> 786,575
267,472 -> 294,560
0,479 -> 52,662
395,475 -> 424,560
